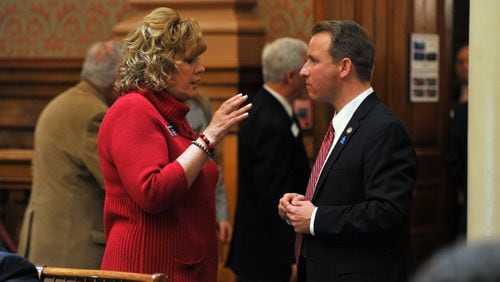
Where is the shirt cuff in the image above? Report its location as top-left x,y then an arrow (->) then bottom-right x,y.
309,207 -> 318,236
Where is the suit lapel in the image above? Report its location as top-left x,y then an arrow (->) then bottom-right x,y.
312,93 -> 380,201
259,88 -> 298,135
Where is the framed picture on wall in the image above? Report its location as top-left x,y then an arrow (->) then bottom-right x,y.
410,33 -> 440,102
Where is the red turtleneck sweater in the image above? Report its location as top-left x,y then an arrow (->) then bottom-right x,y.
98,91 -> 218,281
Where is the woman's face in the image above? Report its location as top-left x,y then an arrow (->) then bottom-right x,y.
167,56 -> 206,101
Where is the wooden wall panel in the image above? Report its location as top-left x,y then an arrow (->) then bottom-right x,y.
387,0 -> 410,119
410,0 -> 454,260
412,105 -> 442,146
0,99 -> 46,127
355,0 -> 375,31
0,59 -> 82,148
414,0 -> 438,31
373,0 -> 389,103
0,150 -> 32,190
0,131 -> 34,150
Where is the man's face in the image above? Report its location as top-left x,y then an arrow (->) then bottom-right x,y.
455,46 -> 469,85
300,31 -> 341,104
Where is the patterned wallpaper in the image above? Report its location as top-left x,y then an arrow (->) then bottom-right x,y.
0,0 -> 135,58
0,0 -> 312,58
258,0 -> 313,42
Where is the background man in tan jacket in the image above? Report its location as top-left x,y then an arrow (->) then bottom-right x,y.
18,40 -> 122,269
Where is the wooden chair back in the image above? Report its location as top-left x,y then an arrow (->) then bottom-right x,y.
37,266 -> 168,282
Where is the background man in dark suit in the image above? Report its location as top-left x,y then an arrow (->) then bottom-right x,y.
279,20 -> 418,281
446,44 -> 469,239
226,37 -> 311,281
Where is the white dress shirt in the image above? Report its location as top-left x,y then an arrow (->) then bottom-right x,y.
309,87 -> 374,235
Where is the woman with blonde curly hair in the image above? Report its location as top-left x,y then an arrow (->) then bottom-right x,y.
97,7 -> 251,281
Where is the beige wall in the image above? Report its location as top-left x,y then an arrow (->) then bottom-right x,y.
468,0 -> 500,241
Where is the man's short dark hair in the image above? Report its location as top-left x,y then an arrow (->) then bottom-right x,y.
312,20 -> 375,81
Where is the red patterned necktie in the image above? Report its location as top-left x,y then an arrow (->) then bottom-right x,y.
295,122 -> 335,261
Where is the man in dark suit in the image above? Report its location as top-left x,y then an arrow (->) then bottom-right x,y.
226,37 -> 311,281
278,20 -> 418,282
446,44 -> 469,239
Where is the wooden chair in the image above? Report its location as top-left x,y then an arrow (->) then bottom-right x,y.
37,265 -> 168,282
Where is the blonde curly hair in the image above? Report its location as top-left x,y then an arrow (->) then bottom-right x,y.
115,7 -> 207,94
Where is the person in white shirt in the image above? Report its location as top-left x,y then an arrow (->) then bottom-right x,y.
278,20 -> 418,282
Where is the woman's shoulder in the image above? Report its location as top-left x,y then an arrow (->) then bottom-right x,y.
104,92 -> 162,127
116,91 -> 150,104
110,92 -> 155,112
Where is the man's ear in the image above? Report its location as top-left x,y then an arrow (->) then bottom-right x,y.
339,58 -> 352,79
285,70 -> 295,83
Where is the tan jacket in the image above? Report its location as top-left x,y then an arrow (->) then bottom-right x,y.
18,81 -> 107,269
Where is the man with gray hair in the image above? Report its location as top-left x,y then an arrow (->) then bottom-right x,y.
18,40 -> 122,269
227,37 -> 311,281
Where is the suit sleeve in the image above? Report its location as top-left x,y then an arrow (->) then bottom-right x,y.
315,122 -> 417,242
215,166 -> 229,221
0,252 -> 39,281
251,122 -> 296,208
249,121 -> 297,248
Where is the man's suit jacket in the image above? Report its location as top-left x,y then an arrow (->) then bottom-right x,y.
226,88 -> 310,279
18,81 -> 106,268
302,93 -> 418,282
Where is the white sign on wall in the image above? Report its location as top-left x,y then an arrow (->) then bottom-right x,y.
410,33 -> 439,102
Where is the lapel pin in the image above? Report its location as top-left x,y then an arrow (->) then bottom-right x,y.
166,124 -> 177,136
346,127 -> 353,134
340,135 -> 347,144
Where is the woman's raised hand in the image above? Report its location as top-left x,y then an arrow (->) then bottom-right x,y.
203,93 -> 252,146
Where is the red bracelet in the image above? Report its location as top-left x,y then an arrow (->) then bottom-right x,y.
199,133 -> 213,150
198,133 -> 215,157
